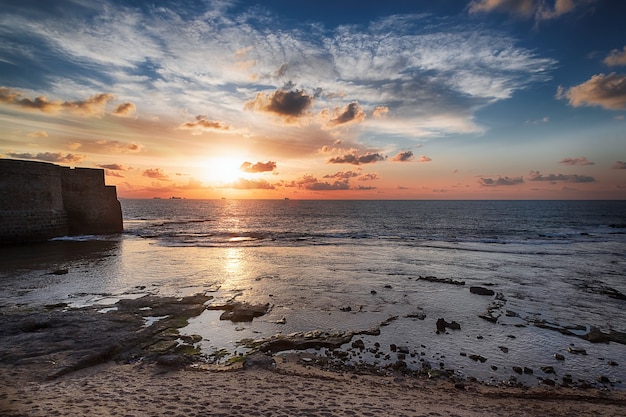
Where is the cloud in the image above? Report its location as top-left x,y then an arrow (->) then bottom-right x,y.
419,155 -> 432,162
180,115 -> 232,132
6,152 -> 84,163
97,163 -> 132,171
104,170 -> 124,178
328,152 -> 386,165
28,131 -> 48,138
392,151 -> 414,162
326,102 -> 366,127
612,161 -> 626,169
468,0 -> 595,21
528,170 -> 595,182
229,178 -> 275,190
556,73 -> 626,110
358,172 -> 379,181
323,171 -> 360,180
245,89 -> 313,121
604,46 -> 626,67
143,168 -> 169,180
559,156 -> 594,165
112,102 -> 136,117
70,139 -> 142,154
372,106 -> 389,118
0,87 -> 116,116
479,176 -> 524,186
240,161 -> 277,173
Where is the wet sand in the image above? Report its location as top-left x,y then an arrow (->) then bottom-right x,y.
2,359 -> 625,417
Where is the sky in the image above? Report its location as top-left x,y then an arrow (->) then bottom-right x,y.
1,0 -> 625,200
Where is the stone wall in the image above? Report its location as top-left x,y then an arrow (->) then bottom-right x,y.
0,159 -> 123,243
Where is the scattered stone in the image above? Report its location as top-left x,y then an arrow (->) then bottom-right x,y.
469,286 -> 495,296
384,285 -> 392,289
608,361 -> 619,367
469,354 -> 487,363
498,346 -> 509,353
554,353 -> 565,361
478,314 -> 498,323
48,269 -> 69,275
156,354 -> 189,368
513,366 -> 523,375
242,352 -> 275,369
542,378 -> 556,386
541,366 -> 555,374
505,310 -> 519,317
405,311 -> 426,320
585,327 -> 611,343
275,316 -> 286,324
491,365 -> 498,371
454,382 -> 466,390
370,290 -> 377,295
598,375 -> 610,384
523,367 -> 533,375
340,306 -> 352,312
216,302 -> 271,322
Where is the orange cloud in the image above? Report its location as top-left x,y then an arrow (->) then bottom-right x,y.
28,131 -> 48,138
113,102 -> 136,117
326,102 -> 365,127
228,178 -> 275,189
97,163 -> 132,171
557,73 -> 626,110
240,161 -> 277,173
479,176 -> 524,186
0,87 -> 117,116
180,115 -> 232,132
372,106 -> 389,118
612,161 -> 626,169
143,168 -> 169,180
392,151 -> 414,162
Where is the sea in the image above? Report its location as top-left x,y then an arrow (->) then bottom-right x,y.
1,199 -> 625,387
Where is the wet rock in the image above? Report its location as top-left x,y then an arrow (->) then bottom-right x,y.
351,339 -> 365,350
608,360 -> 619,366
469,354 -> 487,363
469,286 -> 495,296
405,311 -> 426,320
542,378 -> 556,386
541,366 -> 555,374
215,302 -> 271,322
609,330 -> 626,345
498,346 -> 509,353
436,318 -> 461,333
243,352 -> 275,369
478,314 -> 498,323
585,327 -> 610,343
48,269 -> 69,275
156,354 -> 190,368
418,276 -> 465,286
370,290 -> 377,295
523,367 -> 533,375
567,346 -> 587,355
554,353 -> 565,361
340,306 -> 352,312
513,366 -> 523,374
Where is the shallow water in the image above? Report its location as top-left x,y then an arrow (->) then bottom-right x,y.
1,199 -> 625,387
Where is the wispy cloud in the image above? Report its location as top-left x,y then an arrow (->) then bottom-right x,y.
479,176 -> 524,186
6,151 -> 84,163
468,0 -> 596,21
529,170 -> 595,183
559,156 -> 594,165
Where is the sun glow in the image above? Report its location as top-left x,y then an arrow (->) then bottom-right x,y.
200,157 -> 246,185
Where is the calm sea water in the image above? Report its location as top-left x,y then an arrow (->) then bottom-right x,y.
1,199 -> 625,387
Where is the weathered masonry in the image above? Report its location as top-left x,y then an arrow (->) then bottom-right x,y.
0,158 -> 123,243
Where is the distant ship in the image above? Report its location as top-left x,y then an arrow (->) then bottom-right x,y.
170,196 -> 182,199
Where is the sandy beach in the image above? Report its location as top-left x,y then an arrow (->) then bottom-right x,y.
2,358 -> 626,417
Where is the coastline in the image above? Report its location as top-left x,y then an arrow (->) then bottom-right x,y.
1,295 -> 625,416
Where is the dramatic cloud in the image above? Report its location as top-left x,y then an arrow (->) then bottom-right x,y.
180,115 -> 232,132
604,46 -> 626,67
240,161 -> 277,173
246,89 -> 313,121
479,176 -> 524,186
327,102 -> 365,127
6,152 -> 84,163
559,156 -> 594,166
392,151 -> 414,162
113,102 -> 136,117
468,0 -> 594,21
328,152 -> 386,165
611,161 -> 626,169
229,178 -> 275,190
97,163 -> 131,171
528,170 -> 595,182
0,87 -> 116,116
557,73 -> 626,110
143,168 -> 169,180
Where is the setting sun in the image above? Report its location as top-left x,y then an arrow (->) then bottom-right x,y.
200,157 -> 246,185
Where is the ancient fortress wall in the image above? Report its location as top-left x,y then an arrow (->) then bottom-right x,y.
0,159 -> 123,243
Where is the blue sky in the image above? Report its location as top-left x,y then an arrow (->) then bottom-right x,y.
1,0 -> 625,199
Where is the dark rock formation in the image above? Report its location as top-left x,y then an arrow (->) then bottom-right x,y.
469,286 -> 495,296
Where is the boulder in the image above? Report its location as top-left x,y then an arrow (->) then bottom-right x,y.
469,286 -> 495,296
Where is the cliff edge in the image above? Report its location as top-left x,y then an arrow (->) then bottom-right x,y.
0,159 -> 123,243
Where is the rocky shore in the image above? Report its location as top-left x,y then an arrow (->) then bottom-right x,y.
1,294 -> 625,416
